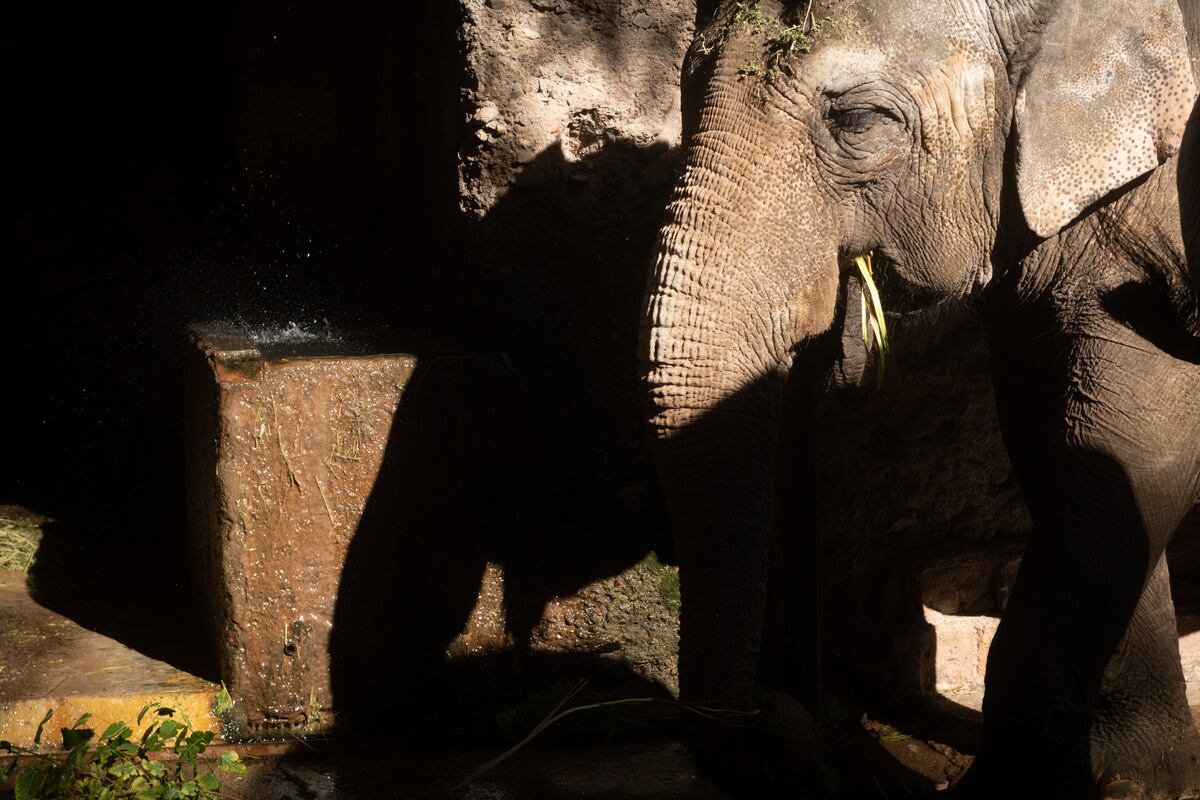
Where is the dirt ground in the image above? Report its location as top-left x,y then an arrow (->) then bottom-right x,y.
212,696 -> 977,800
0,710 -> 973,800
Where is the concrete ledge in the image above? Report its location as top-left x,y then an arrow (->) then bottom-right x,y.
0,569 -> 218,749
1178,613 -> 1200,708
923,606 -> 996,711
925,607 -> 1200,712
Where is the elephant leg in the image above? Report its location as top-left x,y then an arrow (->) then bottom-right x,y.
954,308 -> 1200,799
1092,554 -> 1200,798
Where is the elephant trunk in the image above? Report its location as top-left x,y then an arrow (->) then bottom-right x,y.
643,128 -> 839,708
646,347 -> 788,708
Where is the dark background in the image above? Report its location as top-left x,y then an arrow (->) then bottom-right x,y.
1,4 -> 479,684
2,2 -> 462,530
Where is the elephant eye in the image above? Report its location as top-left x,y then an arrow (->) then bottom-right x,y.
830,107 -> 885,135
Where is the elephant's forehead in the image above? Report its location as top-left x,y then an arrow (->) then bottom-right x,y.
802,42 -> 993,99
856,0 -> 994,45
800,5 -> 997,92
804,0 -> 994,65
802,46 -> 886,90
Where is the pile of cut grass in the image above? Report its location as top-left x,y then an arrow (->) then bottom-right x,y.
0,516 -> 42,571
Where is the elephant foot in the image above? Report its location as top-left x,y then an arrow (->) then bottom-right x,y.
1093,720 -> 1200,800
947,751 -> 1099,800
951,726 -> 1200,800
683,690 -> 822,798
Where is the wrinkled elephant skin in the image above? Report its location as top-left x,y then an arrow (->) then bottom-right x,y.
640,0 -> 1200,797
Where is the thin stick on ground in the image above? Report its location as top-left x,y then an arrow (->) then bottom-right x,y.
451,681 -> 658,790
452,683 -> 765,791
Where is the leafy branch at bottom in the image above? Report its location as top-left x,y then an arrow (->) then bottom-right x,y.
0,702 -> 246,799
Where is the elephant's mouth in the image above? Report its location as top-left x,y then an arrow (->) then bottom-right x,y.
825,253 -> 970,390
845,252 -> 970,317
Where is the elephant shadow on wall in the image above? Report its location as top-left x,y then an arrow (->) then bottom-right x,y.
324,340 -> 984,796
328,129 -> 1040,775
329,134 -> 683,739
324,82 -> 1169,795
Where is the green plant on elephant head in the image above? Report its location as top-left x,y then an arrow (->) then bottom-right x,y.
641,0 -> 1196,795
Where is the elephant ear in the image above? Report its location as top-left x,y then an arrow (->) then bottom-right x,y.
1015,0 -> 1196,237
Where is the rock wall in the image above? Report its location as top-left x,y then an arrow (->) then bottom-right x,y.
437,0 -> 696,703
444,0 -> 1200,726
815,310 -> 1031,700
442,0 -> 1034,711
457,0 -> 690,220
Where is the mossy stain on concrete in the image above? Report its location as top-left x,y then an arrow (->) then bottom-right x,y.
641,552 -> 680,615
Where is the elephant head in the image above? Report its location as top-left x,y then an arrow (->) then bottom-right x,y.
641,0 -> 1195,788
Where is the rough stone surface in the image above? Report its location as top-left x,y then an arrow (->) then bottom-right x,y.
445,0 -> 694,700
457,0 -> 690,222
529,556 -> 681,692
894,540 -> 1200,710
926,604 -> 1200,714
1181,613 -> 1200,708
923,607 -> 997,707
814,310 -> 1032,700
450,0 -> 1039,705
185,324 -> 415,737
449,557 -> 680,694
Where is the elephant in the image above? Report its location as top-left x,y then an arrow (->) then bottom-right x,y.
639,0 -> 1200,797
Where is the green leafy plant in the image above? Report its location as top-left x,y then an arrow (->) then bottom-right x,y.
213,684 -> 233,717
696,0 -> 871,78
0,516 -> 42,572
0,703 -> 245,799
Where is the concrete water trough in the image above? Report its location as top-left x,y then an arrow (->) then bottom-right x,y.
185,323 -> 416,737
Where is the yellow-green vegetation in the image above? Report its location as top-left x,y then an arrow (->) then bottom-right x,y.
213,683 -> 233,717
0,703 -> 245,799
306,688 -> 324,728
0,516 -> 42,572
872,721 -> 912,743
698,0 -> 872,77
856,252 -> 889,385
642,552 -> 680,614
734,2 -> 812,75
